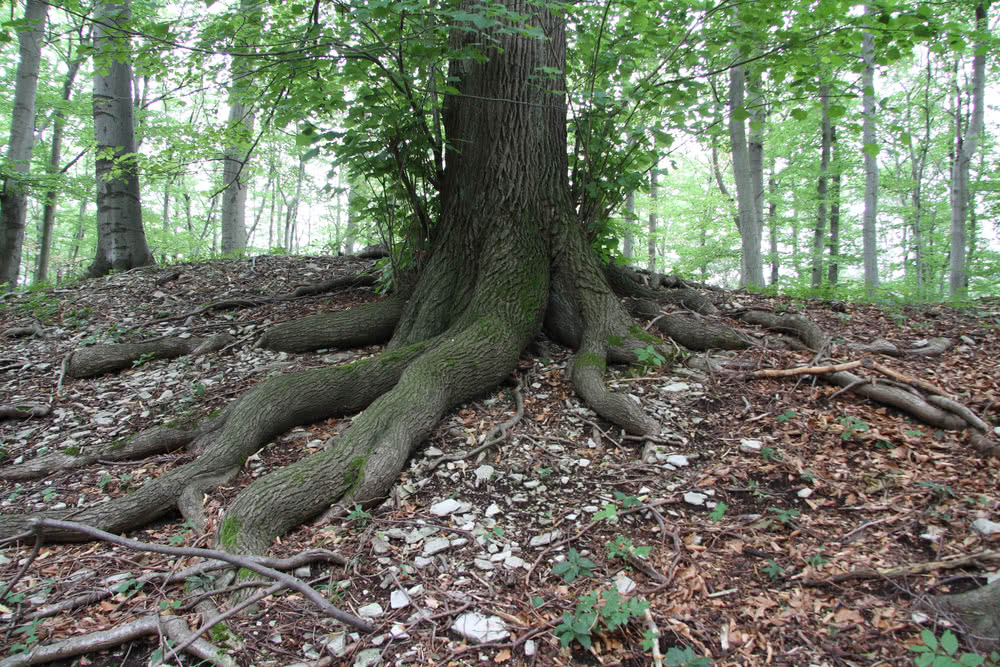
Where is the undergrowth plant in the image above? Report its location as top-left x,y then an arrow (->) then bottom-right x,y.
909,629 -> 999,667
554,588 -> 649,650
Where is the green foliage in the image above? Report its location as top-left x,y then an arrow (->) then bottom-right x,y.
345,503 -> 373,526
551,548 -> 598,584
633,345 -> 666,370
776,409 -> 797,423
708,502 -> 728,523
665,646 -> 713,667
769,507 -> 801,526
909,629 -> 999,667
763,559 -> 785,581
607,535 -> 651,562
554,588 -> 649,650
840,415 -> 870,440
131,352 -> 156,369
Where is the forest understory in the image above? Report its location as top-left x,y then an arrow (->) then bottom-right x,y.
0,253 -> 998,667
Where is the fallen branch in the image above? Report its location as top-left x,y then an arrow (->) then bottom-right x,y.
868,360 -> 955,399
26,519 -> 374,633
926,395 -> 992,432
799,550 -> 1000,587
751,360 -> 862,378
0,404 -> 50,421
0,613 -> 234,667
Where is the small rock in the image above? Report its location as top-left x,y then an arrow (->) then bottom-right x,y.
390,624 -> 409,640
413,556 -> 434,569
524,480 -> 541,489
920,525 -> 945,542
353,648 -> 382,667
684,491 -> 708,506
269,633 -> 282,644
430,499 -> 462,516
797,488 -> 813,499
450,612 -> 510,643
739,439 -> 762,454
503,555 -> 526,569
960,335 -> 975,346
485,503 -> 502,518
972,518 -> 1000,536
424,447 -> 444,457
529,531 -> 560,547
661,382 -> 690,393
294,566 -> 311,578
326,632 -> 347,656
525,639 -> 537,656
474,558 -> 495,570
474,465 -> 495,486
423,537 -> 451,556
666,454 -> 689,467
614,573 -> 637,594
371,535 -> 391,554
577,458 -> 591,467
390,590 -> 410,609
358,603 -> 384,618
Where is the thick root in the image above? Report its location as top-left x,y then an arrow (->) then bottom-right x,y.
66,333 -> 235,378
257,294 -> 405,352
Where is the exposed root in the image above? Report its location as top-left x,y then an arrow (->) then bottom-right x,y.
66,333 -> 235,379
0,407 -> 230,482
0,404 -> 49,421
0,346 -> 424,541
257,294 -> 405,352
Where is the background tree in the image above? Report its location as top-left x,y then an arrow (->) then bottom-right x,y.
0,0 -> 47,289
89,0 -> 154,276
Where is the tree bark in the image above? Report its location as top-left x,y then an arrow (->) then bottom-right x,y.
622,190 -> 635,261
647,169 -> 657,272
949,0 -> 987,299
0,0 -> 48,290
89,0 -> 155,277
827,125 -> 841,285
861,5 -> 879,296
728,62 -> 764,288
812,85 -> 832,289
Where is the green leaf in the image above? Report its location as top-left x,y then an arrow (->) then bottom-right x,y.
790,108 -> 808,121
940,630 -> 958,655
731,105 -> 750,122
920,630 -> 938,651
862,142 -> 880,158
827,104 -> 847,119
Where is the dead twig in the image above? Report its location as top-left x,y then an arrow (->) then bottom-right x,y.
798,550 -> 1000,587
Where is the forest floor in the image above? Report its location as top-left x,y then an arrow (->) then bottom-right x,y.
0,254 -> 998,667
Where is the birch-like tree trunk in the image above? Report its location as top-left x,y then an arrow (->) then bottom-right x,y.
767,164 -> 778,286
36,28 -> 85,284
647,168 -> 658,272
219,0 -> 261,255
812,85 -> 832,289
0,0 -> 48,289
622,191 -> 635,261
89,0 -> 154,277
728,63 -> 764,288
949,0 -> 987,299
827,125 -> 841,285
861,5 -> 880,296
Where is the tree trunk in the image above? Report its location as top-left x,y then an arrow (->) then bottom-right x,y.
36,27 -> 85,284
219,0 -> 261,255
728,62 -> 764,288
647,169 -> 657,272
283,156 -> 305,252
812,85 -> 832,289
622,191 -> 634,261
949,0 -> 987,299
767,163 -> 778,286
861,6 -> 880,296
0,0 -> 47,289
827,125 -> 841,285
89,0 -> 154,277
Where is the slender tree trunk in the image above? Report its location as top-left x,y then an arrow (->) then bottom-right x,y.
728,63 -> 764,288
283,156 -> 306,254
219,0 -> 261,255
767,164 -> 778,286
647,169 -> 657,272
812,85 -> 832,289
827,126 -> 841,285
622,191 -> 634,261
36,35 -> 85,285
861,5 -> 880,296
0,0 -> 48,289
949,0 -> 987,299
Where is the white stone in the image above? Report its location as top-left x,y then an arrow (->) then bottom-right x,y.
474,558 -> 495,570
358,603 -> 384,618
684,491 -> 708,506
666,454 -> 689,467
485,503 -> 502,518
390,590 -> 410,609
503,555 -> 526,569
424,447 -> 444,457
474,465 -> 495,486
615,573 -> 637,594
450,612 -> 510,643
739,439 -> 762,454
661,382 -> 690,393
354,648 -> 382,667
423,537 -> 451,556
430,499 -> 462,516
920,525 -> 945,542
577,458 -> 591,467
413,556 -> 434,569
371,536 -> 391,554
797,488 -> 813,499
972,518 -> 1000,536
529,531 -> 560,547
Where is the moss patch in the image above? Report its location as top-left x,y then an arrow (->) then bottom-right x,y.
576,352 -> 606,370
219,517 -> 243,549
